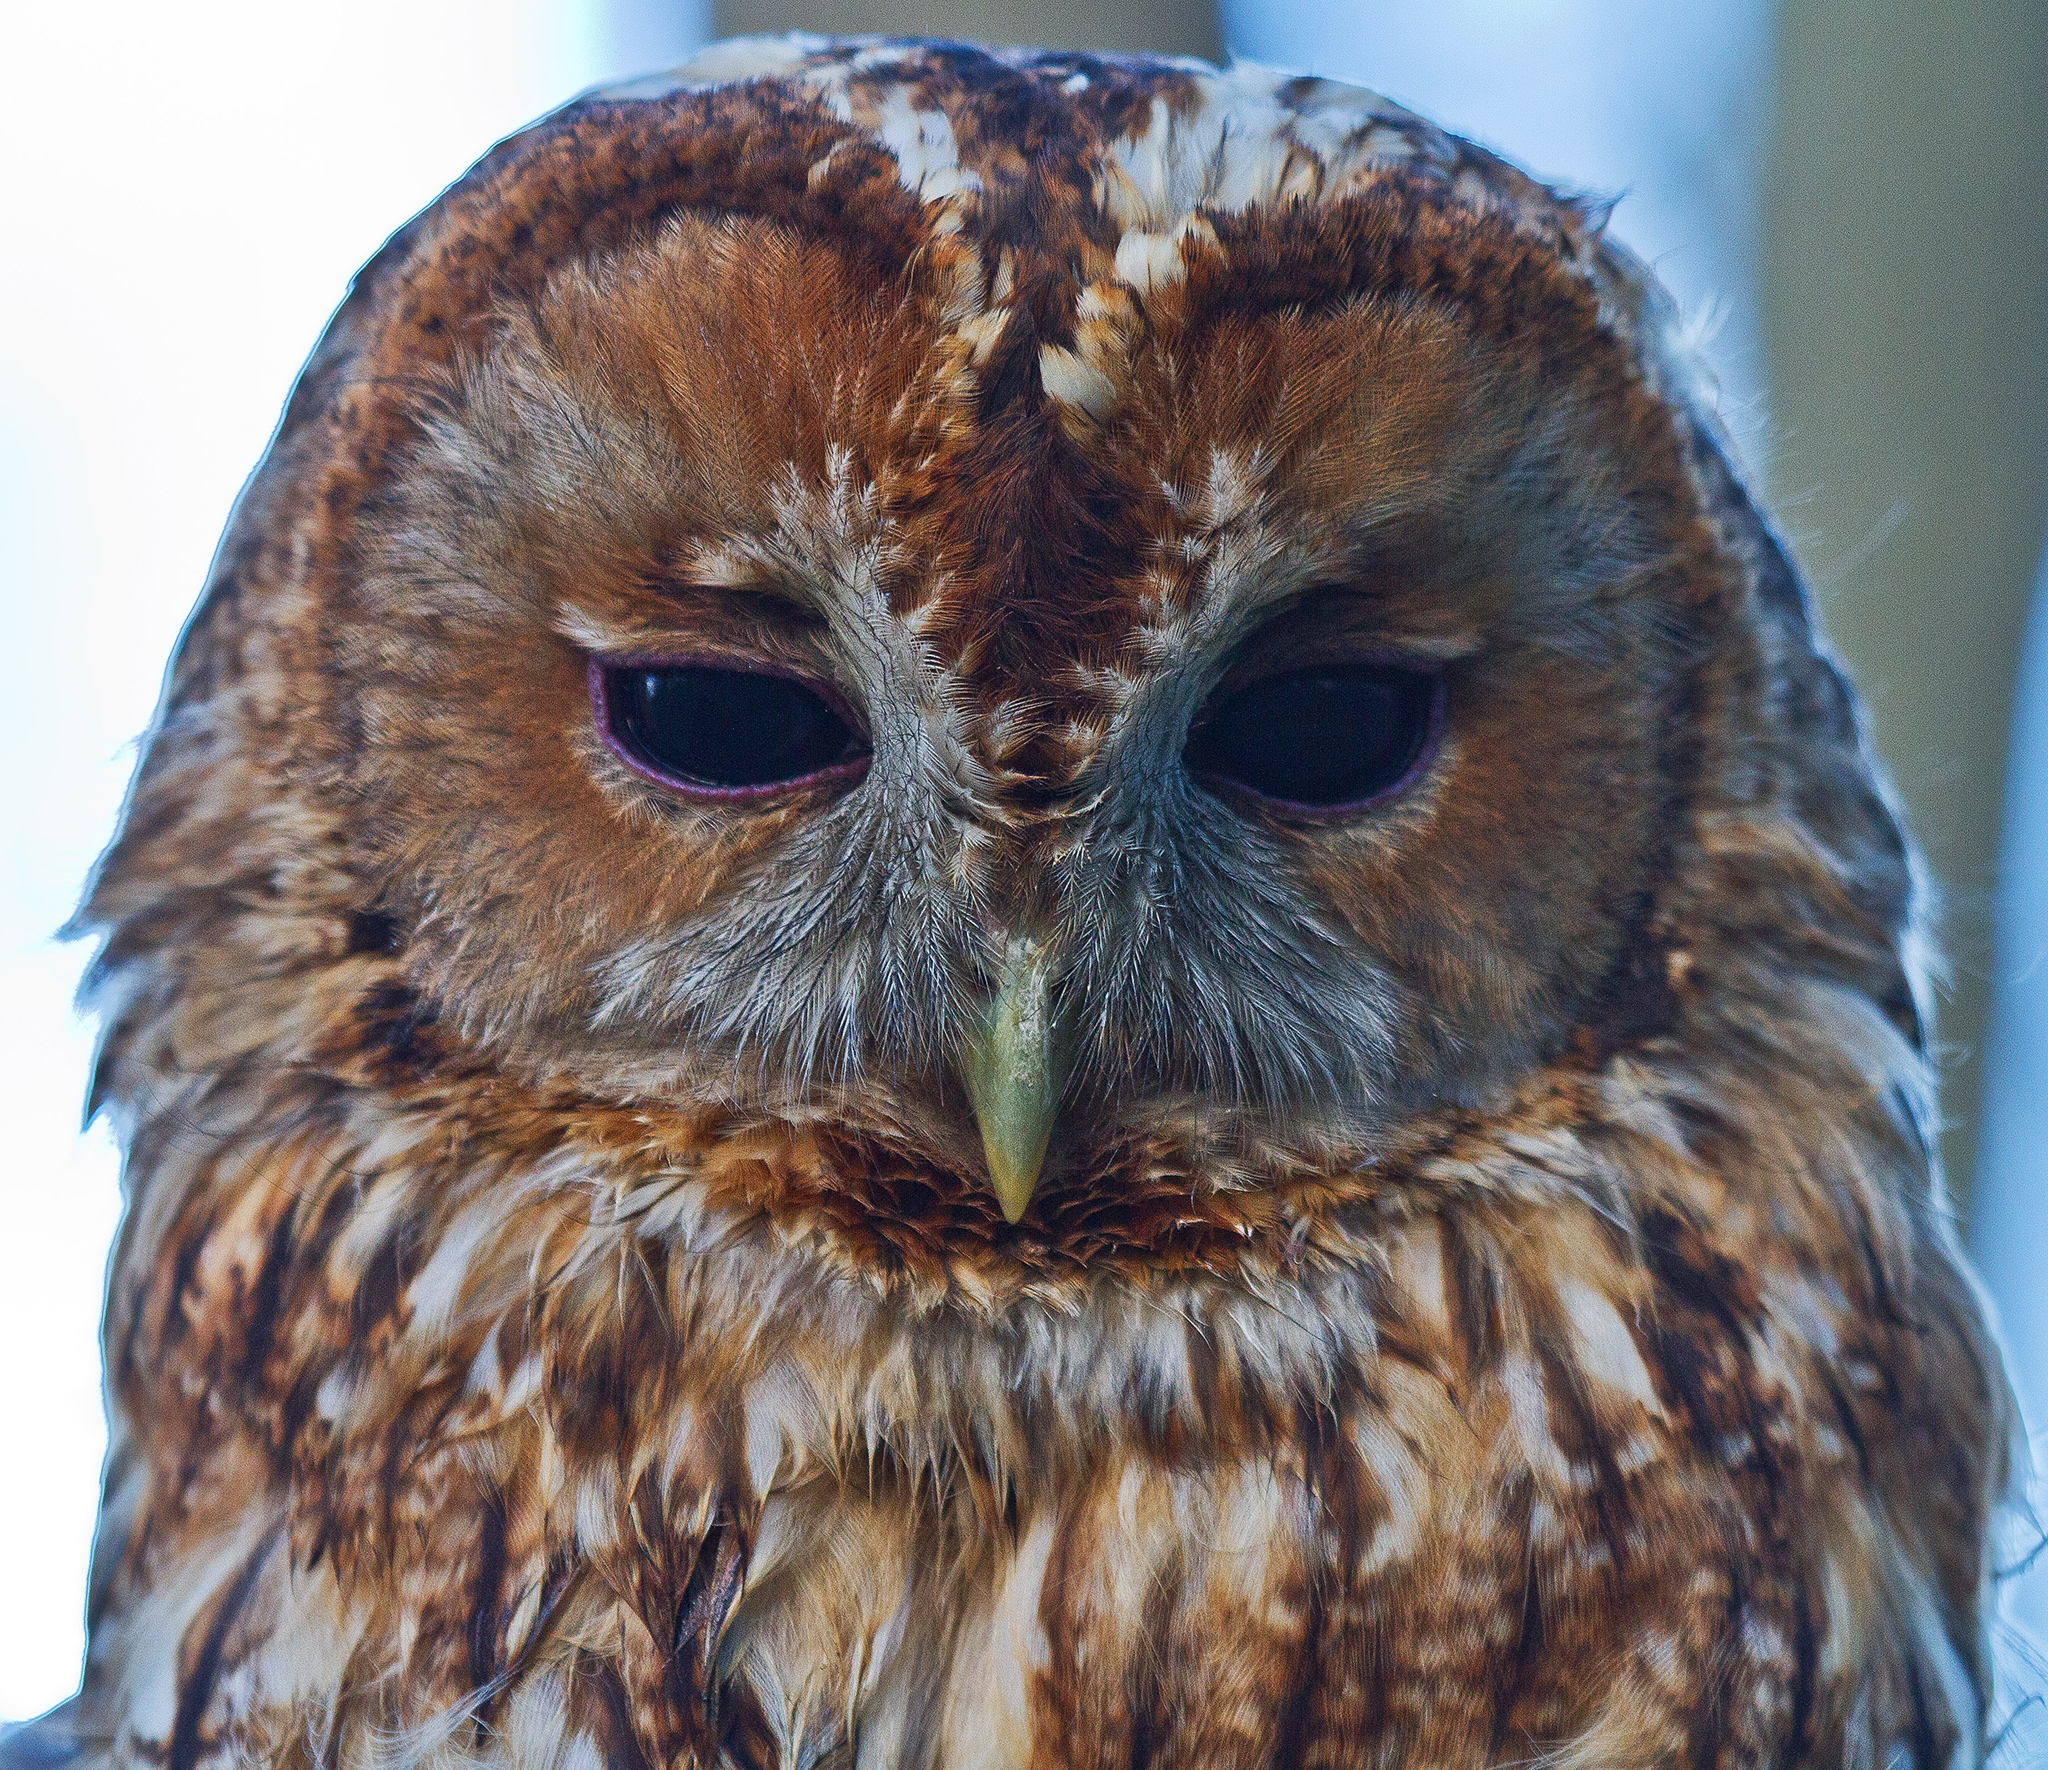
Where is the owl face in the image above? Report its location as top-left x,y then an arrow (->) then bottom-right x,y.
332,155 -> 1706,1251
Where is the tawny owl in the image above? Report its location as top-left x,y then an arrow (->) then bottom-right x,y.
1,34 -> 2017,1770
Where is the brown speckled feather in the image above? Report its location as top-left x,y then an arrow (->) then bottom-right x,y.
13,35 -> 2013,1770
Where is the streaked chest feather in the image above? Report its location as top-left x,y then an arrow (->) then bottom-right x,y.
79,1021 -> 1976,1770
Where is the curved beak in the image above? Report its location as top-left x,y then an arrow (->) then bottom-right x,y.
960,937 -> 1063,1223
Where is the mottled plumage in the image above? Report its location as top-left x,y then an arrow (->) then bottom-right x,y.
6,35 -> 2016,1770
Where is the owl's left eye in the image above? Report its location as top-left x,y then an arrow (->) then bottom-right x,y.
595,661 -> 869,796
1184,661 -> 1443,812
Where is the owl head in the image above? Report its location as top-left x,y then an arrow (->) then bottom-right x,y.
81,36 -> 1924,1300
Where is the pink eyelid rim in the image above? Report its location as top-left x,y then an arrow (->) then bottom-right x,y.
588,654 -> 873,802
1187,665 -> 1448,821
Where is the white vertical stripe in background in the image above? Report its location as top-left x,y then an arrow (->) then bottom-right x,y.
1977,565 -> 2048,1647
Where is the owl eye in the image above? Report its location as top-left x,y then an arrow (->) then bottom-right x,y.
598,662 -> 868,795
1183,662 -> 1443,811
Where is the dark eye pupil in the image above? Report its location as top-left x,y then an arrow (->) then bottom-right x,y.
1183,663 -> 1440,809
606,665 -> 863,791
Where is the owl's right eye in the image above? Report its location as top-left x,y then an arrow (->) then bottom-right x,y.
595,661 -> 869,797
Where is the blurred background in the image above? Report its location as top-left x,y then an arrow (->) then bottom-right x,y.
2,0 -> 2043,1722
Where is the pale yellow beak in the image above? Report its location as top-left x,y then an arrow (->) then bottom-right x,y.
960,937 -> 1061,1224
